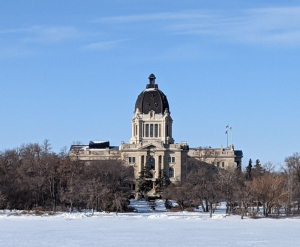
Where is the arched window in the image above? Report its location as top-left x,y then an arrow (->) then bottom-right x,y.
169,167 -> 174,178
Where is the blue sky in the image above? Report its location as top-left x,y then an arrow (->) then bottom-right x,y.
1,0 -> 300,168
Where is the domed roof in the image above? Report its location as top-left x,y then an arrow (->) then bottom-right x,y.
135,74 -> 169,114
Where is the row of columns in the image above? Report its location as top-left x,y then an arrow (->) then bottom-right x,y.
131,120 -> 172,144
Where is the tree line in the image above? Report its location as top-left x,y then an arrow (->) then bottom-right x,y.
163,155 -> 300,218
1,141 -> 300,217
0,140 -> 134,212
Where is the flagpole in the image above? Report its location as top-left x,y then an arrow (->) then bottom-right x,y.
226,124 -> 229,147
231,128 -> 233,146
227,130 -> 228,147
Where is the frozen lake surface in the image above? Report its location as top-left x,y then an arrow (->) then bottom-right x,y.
1,211 -> 300,247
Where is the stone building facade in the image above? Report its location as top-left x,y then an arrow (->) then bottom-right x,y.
69,74 -> 243,192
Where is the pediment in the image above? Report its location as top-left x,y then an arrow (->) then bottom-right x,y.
139,142 -> 166,152
139,144 -> 157,150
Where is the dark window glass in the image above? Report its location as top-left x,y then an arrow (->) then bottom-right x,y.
169,168 -> 174,178
150,124 -> 153,137
159,155 -> 162,164
146,124 -> 149,137
222,162 -> 225,167
141,155 -> 144,165
133,157 -> 136,163
129,157 -> 132,163
172,157 -> 175,163
168,156 -> 171,162
149,157 -> 155,170
155,124 -> 158,137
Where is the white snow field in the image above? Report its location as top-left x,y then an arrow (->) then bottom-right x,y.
1,201 -> 300,247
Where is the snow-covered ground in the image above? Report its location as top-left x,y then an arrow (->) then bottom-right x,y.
1,201 -> 300,247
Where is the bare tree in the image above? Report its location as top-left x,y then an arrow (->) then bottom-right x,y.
0,141 -> 134,212
247,172 -> 286,217
163,184 -> 190,211
283,153 -> 300,214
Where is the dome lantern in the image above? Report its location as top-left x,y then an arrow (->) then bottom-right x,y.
135,74 -> 169,114
147,73 -> 157,89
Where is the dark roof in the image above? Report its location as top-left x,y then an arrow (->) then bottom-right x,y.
89,141 -> 109,149
70,141 -> 119,151
135,74 -> 169,114
234,150 -> 243,157
69,144 -> 119,151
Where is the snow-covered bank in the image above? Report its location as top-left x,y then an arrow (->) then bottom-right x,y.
1,212 -> 300,247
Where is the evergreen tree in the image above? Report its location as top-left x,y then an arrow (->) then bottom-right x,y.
245,158 -> 252,180
136,164 -> 153,198
252,159 -> 265,178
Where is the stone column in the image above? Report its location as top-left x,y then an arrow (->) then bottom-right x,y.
178,151 -> 182,181
155,155 -> 159,179
157,155 -> 161,177
139,155 -> 143,174
132,120 -> 135,139
170,120 -> 173,139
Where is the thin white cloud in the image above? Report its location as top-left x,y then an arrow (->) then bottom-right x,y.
95,7 -> 300,47
0,25 -> 78,43
0,46 -> 33,59
0,27 -> 31,34
83,39 -> 130,51
168,7 -> 300,47
0,25 -> 79,58
93,11 -> 212,23
23,26 -> 78,43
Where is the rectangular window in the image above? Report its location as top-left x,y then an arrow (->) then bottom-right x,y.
150,124 -> 153,137
172,157 -> 175,163
141,155 -> 144,165
168,156 -> 171,162
146,124 -> 149,137
155,124 -> 158,137
159,124 -> 161,137
159,156 -> 162,164
167,125 -> 169,136
129,157 -> 135,163
222,162 -> 225,168
169,168 -> 174,178
217,162 -> 220,168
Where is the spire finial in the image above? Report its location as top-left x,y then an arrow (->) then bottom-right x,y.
147,74 -> 158,89
148,73 -> 156,85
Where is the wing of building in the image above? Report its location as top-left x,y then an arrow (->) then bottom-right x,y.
69,74 -> 243,195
